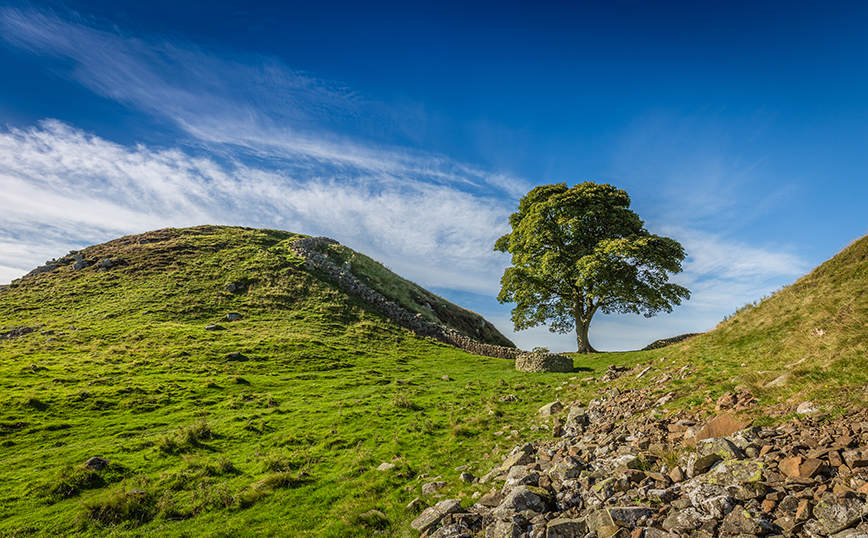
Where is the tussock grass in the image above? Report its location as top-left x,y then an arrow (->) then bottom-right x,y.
83,487 -> 157,526
156,419 -> 214,454
392,392 -> 420,410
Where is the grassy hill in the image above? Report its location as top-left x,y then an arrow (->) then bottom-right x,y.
602,233 -> 868,419
0,226 -> 573,537
2,225 -> 868,537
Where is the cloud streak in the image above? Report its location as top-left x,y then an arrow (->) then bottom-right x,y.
0,120 -> 512,292
0,6 -> 530,200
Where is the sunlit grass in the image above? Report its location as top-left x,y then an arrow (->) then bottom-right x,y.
3,225 -> 868,536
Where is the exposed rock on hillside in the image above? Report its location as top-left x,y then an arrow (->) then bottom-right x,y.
413,385 -> 868,538
641,333 -> 702,351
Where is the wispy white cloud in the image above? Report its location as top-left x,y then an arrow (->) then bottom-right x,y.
0,5 -> 530,199
0,120 -> 511,291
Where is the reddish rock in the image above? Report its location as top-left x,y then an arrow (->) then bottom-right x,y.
694,414 -> 750,442
624,469 -> 646,483
843,448 -> 868,469
779,456 -> 803,478
833,483 -> 856,496
799,458 -> 824,478
795,499 -> 812,521
716,392 -> 737,410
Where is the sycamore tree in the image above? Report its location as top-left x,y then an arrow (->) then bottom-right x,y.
494,182 -> 690,353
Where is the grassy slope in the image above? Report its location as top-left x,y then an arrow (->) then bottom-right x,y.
601,233 -> 868,419
0,226 -> 590,538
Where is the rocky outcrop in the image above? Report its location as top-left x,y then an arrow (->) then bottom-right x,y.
410,385 -> 868,538
0,326 -> 37,340
291,237 -> 573,370
18,249 -> 125,282
641,333 -> 701,351
516,353 -> 573,373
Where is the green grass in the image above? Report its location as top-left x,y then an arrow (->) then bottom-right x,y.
3,225 -> 868,536
0,225 -> 608,537
599,234 -> 868,418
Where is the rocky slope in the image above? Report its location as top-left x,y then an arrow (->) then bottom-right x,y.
409,368 -> 868,538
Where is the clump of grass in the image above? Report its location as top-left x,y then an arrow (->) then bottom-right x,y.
450,424 -> 478,439
183,455 -> 239,477
253,471 -> 310,490
156,419 -> 213,454
23,397 -> 48,411
83,487 -> 157,526
393,393 -> 420,410
235,488 -> 268,509
204,379 -> 220,389
188,482 -> 237,515
348,508 -> 390,531
39,465 -> 105,501
259,451 -> 305,473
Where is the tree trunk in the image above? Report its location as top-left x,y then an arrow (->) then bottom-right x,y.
574,299 -> 598,354
575,317 -> 598,354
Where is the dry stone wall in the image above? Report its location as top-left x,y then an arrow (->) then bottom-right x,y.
291,237 -> 572,370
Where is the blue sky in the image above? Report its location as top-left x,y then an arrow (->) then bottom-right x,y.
1,1 -> 867,352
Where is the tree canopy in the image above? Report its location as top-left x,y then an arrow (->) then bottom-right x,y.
494,182 -> 690,353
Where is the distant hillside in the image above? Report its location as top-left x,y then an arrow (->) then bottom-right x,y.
5,225 -> 512,348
